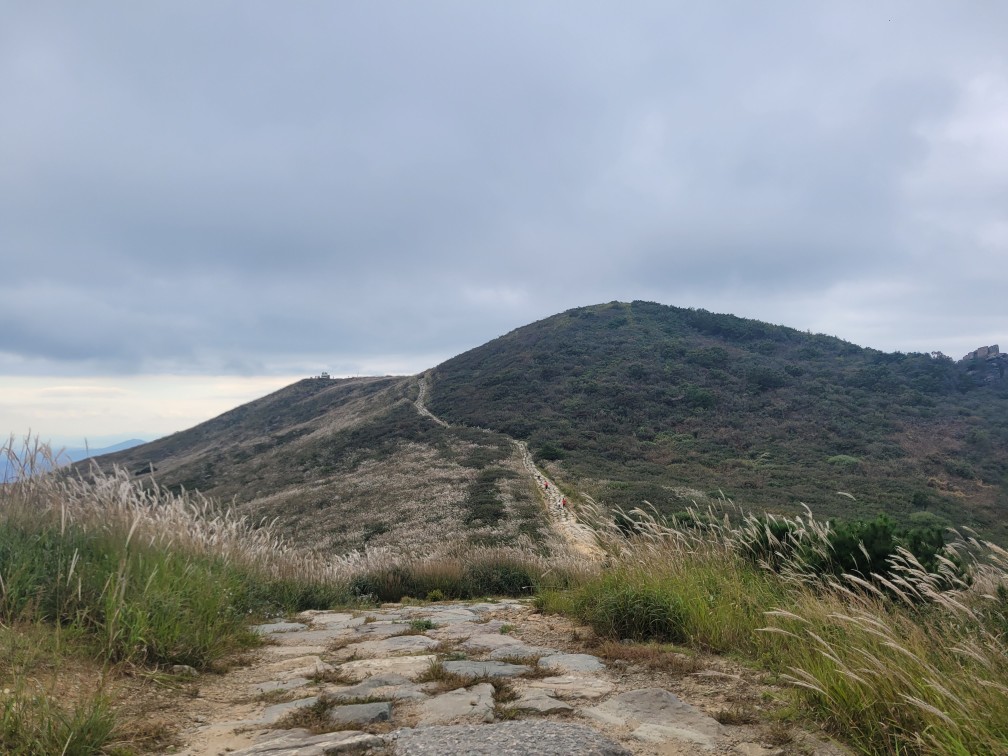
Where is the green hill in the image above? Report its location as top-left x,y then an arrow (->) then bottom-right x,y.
428,301 -> 1008,539
93,300 -> 1008,548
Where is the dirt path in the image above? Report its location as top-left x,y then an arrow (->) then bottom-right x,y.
171,600 -> 846,755
413,372 -> 604,561
512,440 -> 605,560
413,372 -> 448,428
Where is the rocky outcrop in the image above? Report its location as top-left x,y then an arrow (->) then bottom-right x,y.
962,344 -> 1000,361
961,344 -> 1007,382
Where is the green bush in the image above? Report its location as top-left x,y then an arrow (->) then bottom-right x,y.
534,442 -> 565,462
464,560 -> 535,597
826,454 -> 861,467
347,551 -> 551,603
572,573 -> 687,642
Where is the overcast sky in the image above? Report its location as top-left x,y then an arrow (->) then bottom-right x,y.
2,2 -> 1006,445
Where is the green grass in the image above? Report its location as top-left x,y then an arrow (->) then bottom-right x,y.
0,440 -> 356,752
538,499 -> 1008,755
545,552 -> 786,653
0,619 -> 119,756
1,685 -> 115,756
0,499 -> 344,669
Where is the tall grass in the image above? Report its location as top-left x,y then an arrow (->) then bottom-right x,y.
1,683 -> 114,756
345,546 -> 589,603
0,445 -> 352,667
540,496 -> 1008,755
0,438 -> 360,752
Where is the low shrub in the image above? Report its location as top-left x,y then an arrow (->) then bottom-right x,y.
571,572 -> 687,642
347,550 -> 548,602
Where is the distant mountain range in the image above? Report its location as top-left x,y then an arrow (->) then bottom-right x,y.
2,439 -> 146,481
88,301 -> 1008,550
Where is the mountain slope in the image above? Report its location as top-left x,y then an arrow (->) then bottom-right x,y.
429,301 -> 1008,539
92,301 -> 1008,549
93,375 -> 550,554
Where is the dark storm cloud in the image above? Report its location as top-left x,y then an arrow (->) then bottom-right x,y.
1,1 -> 1006,377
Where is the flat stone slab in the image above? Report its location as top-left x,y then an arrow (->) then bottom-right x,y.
326,672 -> 429,702
539,653 -> 605,673
231,727 -> 382,755
390,721 -> 631,755
585,688 -> 724,749
427,624 -> 478,641
467,601 -> 527,613
327,701 -> 392,726
251,676 -> 311,695
250,621 -> 308,635
413,607 -> 479,624
295,611 -> 360,627
399,608 -> 481,624
360,612 -> 405,622
459,632 -> 527,652
417,683 -> 495,725
255,696 -> 319,725
633,723 -> 719,749
341,653 -> 437,679
514,689 -> 574,714
489,643 -> 557,660
260,645 -> 327,659
270,627 -> 355,646
262,655 -> 332,679
341,634 -> 440,657
442,660 -> 531,678
351,622 -> 411,639
526,675 -> 615,700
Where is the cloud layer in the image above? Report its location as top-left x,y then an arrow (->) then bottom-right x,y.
2,1 -> 1006,386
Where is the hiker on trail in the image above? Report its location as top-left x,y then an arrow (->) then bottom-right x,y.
561,497 -> 566,509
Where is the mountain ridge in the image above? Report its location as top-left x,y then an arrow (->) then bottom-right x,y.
91,301 -> 1008,547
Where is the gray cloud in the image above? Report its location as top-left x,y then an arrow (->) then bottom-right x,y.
2,1 -> 1006,380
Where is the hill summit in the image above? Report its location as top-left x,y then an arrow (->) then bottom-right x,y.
95,301 -> 1008,548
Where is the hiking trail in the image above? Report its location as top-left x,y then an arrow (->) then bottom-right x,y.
162,374 -> 849,755
173,599 -> 847,755
414,372 -> 604,560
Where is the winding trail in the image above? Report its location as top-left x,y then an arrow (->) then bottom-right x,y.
414,373 -> 604,560
413,372 -> 448,428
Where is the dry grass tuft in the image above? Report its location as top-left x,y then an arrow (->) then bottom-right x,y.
714,704 -> 759,725
593,640 -> 704,675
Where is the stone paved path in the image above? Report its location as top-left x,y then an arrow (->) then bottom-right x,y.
174,600 -> 848,755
